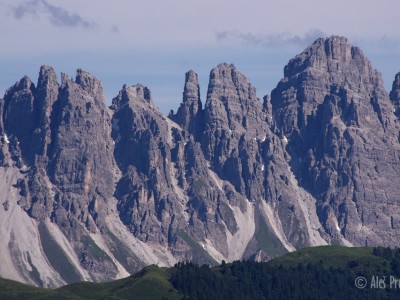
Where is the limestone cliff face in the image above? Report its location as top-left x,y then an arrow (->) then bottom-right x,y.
111,83 -> 249,264
0,67 -> 122,285
390,72 -> 400,117
0,99 -> 10,166
172,70 -> 202,137
272,36 -> 400,246
1,35 -> 400,287
111,84 -> 181,245
47,69 -> 115,230
195,64 -> 322,252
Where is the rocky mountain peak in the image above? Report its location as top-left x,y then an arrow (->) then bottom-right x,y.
390,72 -> 400,117
36,66 -> 59,126
3,37 -> 400,288
272,36 -> 400,247
111,83 -> 163,173
113,84 -> 153,109
17,75 -> 34,91
173,70 -> 202,135
204,63 -> 260,133
208,63 -> 254,97
283,36 -> 373,81
3,74 -> 37,166
182,70 -> 201,108
60,72 -> 71,87
202,63 -> 272,195
38,65 -> 57,82
185,69 -> 198,84
392,72 -> 400,87
273,35 -> 391,136
75,68 -> 103,97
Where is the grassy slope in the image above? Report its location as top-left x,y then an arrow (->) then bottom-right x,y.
0,277 -> 56,299
271,245 -> 387,268
0,245 -> 393,299
57,265 -> 181,300
0,265 -> 181,300
176,229 -> 218,266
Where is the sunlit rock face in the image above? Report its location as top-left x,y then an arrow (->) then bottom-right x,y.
272,36 -> 400,246
1,36 -> 400,287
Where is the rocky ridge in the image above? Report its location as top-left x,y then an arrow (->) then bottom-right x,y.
0,36 -> 400,287
272,36 -> 400,246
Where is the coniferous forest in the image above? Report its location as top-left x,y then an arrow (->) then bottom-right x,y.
170,253 -> 399,300
2,246 -> 400,299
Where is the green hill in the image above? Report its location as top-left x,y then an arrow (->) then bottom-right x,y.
271,245 -> 390,270
2,246 -> 400,299
0,265 -> 181,300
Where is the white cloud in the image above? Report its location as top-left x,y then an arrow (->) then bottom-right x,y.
216,29 -> 327,48
12,0 -> 94,28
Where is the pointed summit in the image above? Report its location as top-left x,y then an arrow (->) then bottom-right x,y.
174,70 -> 202,134
75,68 -> 103,97
390,72 -> 400,117
284,36 -> 374,80
204,63 -> 262,134
38,65 -> 57,83
111,84 -> 153,110
36,66 -> 59,127
271,35 -> 400,247
3,74 -> 37,164
272,35 -> 388,135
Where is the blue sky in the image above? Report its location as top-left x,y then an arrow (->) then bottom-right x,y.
1,0 -> 400,114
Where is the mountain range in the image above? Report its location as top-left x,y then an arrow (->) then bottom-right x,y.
1,36 -> 400,287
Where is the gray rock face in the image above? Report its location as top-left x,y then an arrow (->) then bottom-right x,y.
110,83 -> 236,264
200,63 -> 323,251
271,36 -> 400,246
0,67 -> 121,285
2,36 -> 400,287
45,70 -> 119,280
47,69 -> 115,231
26,66 -> 59,219
5,67 -> 116,228
390,72 -> 400,117
0,99 -> 10,166
201,63 -> 269,194
3,75 -> 37,166
172,70 -> 202,137
111,84 -> 180,245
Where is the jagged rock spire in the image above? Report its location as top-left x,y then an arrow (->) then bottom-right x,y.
390,72 -> 400,117
174,70 -> 202,135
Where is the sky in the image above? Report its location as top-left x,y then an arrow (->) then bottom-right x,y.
1,0 -> 400,114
